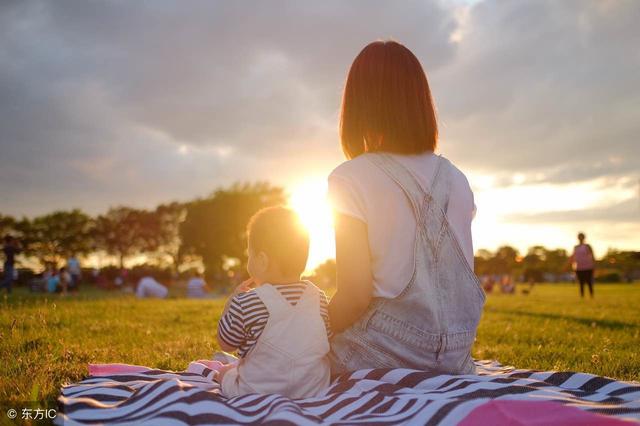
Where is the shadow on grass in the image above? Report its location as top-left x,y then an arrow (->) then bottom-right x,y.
486,307 -> 634,330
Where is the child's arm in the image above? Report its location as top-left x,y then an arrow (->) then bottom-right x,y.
216,332 -> 237,353
216,279 -> 254,354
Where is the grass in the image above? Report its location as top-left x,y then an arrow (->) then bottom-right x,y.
0,283 -> 638,405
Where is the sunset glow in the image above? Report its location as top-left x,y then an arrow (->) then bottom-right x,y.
288,179 -> 335,271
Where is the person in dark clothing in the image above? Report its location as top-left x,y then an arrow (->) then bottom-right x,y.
570,232 -> 595,298
2,235 -> 21,294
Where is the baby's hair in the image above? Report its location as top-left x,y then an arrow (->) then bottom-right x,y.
247,206 -> 309,277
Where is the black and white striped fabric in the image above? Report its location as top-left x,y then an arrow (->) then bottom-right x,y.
58,360 -> 640,425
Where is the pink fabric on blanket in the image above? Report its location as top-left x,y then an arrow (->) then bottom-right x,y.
459,400 -> 628,426
88,360 -> 227,377
88,363 -> 152,376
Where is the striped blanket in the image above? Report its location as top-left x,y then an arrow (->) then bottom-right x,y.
58,360 -> 640,425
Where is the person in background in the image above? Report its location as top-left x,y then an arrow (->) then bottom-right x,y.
186,270 -> 211,298
482,275 -> 495,293
59,267 -> 71,296
136,276 -> 168,299
2,235 -> 21,294
47,268 -> 60,293
570,232 -> 595,298
67,254 -> 81,291
499,274 -> 515,294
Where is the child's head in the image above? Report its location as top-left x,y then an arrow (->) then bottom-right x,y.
246,206 -> 309,285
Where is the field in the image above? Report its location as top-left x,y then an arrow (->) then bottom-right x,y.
1,283 -> 639,405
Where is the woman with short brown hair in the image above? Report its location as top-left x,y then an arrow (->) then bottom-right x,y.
328,40 -> 485,374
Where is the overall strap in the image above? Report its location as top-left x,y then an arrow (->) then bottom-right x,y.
254,284 -> 290,320
366,153 -> 445,221
295,281 -> 320,310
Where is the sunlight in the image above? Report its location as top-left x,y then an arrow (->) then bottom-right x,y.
288,178 -> 335,272
469,174 -> 638,255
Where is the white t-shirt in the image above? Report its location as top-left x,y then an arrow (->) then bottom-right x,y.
136,276 -> 169,299
328,151 -> 476,299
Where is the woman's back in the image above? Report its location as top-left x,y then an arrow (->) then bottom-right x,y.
329,151 -> 476,299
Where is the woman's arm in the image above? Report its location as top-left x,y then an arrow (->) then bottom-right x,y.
328,213 -> 374,333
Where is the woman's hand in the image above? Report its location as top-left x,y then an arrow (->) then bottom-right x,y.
328,213 -> 374,333
215,363 -> 236,383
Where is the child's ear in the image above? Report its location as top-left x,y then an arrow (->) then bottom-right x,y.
258,251 -> 269,272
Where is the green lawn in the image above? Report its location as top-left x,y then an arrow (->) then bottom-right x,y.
1,283 -> 638,404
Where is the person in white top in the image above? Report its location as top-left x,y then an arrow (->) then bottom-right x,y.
214,206 -> 331,399
327,40 -> 484,375
329,152 -> 476,299
136,276 -> 168,299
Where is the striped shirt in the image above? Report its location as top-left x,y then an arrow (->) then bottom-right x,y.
217,282 -> 332,358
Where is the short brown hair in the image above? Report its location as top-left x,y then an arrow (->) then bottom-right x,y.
247,206 -> 309,276
340,40 -> 438,159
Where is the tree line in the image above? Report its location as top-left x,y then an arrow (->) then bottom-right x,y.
475,245 -> 640,283
1,182 -> 285,275
2,181 -> 638,283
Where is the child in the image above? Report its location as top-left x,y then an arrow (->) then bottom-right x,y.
214,206 -> 332,399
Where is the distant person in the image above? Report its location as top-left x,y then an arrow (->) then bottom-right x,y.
482,275 -> 495,293
500,274 -> 515,294
570,232 -> 595,298
59,267 -> 71,295
136,276 -> 168,299
114,268 -> 127,289
2,235 -> 21,294
47,269 -> 60,293
67,254 -> 81,291
186,271 -> 210,298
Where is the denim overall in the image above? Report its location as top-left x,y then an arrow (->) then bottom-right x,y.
329,153 -> 485,375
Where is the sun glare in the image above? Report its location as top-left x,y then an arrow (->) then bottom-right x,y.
288,179 -> 335,272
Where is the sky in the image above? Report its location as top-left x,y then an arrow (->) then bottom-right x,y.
1,0 -> 639,268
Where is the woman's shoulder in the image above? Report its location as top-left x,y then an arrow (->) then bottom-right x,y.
329,154 -> 378,183
442,156 -> 472,192
329,152 -> 473,196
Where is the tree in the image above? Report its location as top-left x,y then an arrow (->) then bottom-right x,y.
95,207 -> 160,268
305,259 -> 336,290
544,248 -> 569,275
602,249 -> 640,282
153,202 -> 187,270
179,182 -> 286,274
491,246 -> 520,275
474,249 -> 494,276
522,246 -> 545,283
17,209 -> 94,267
0,214 -> 16,237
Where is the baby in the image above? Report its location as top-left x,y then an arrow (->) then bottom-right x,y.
214,206 -> 332,398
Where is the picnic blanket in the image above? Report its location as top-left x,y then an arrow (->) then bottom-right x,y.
57,360 -> 640,425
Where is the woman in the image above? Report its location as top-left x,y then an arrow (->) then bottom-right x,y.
327,41 -> 485,375
569,232 -> 595,298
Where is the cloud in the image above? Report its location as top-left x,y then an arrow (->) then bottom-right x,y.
0,0 -> 457,215
0,0 -> 638,224
434,0 -> 640,186
503,197 -> 640,224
